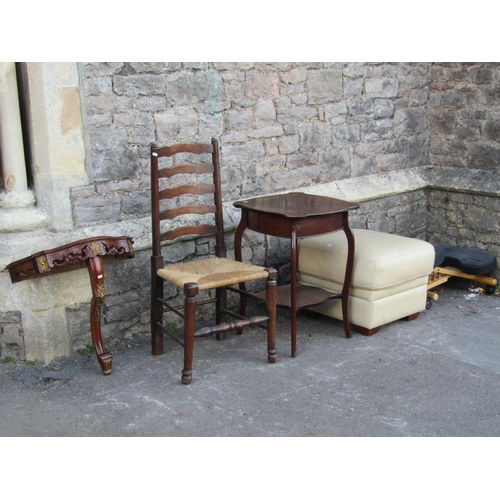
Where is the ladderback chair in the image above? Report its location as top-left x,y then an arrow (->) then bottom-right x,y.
150,138 -> 278,384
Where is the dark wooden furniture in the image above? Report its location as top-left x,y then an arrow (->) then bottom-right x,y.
233,192 -> 359,357
6,236 -> 135,375
150,138 -> 278,385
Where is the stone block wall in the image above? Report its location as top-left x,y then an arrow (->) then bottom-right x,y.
75,62 -> 431,229
426,165 -> 500,279
427,63 -> 500,278
349,190 -> 429,238
0,311 -> 24,360
429,62 -> 500,171
428,190 -> 500,271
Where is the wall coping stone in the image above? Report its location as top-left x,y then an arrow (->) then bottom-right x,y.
426,167 -> 500,198
303,166 -> 430,202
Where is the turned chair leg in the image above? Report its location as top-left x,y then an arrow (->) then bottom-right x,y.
236,282 -> 248,336
215,287 -> 227,341
151,291 -> 164,356
151,256 -> 165,356
266,268 -> 278,363
182,283 -> 199,385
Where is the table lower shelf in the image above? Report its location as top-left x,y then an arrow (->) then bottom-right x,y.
256,283 -> 341,310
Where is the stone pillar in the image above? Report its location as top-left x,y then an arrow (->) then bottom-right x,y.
24,62 -> 89,231
0,62 -> 35,208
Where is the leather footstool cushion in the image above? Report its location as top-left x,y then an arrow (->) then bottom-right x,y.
297,229 -> 435,332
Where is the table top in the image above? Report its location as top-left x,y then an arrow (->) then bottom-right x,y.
6,235 -> 134,283
233,192 -> 359,218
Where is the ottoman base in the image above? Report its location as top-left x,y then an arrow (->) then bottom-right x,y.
298,229 -> 435,335
305,282 -> 428,335
353,312 -> 420,336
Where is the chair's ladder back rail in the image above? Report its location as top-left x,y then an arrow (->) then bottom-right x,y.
151,140 -> 219,249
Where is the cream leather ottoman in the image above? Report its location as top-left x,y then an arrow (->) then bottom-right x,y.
297,229 -> 435,335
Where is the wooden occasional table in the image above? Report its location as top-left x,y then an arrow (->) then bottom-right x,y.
6,236 -> 135,375
234,192 -> 359,357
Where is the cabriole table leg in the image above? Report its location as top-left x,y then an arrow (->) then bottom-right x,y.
87,256 -> 113,375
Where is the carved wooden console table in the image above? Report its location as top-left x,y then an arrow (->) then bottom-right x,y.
6,236 -> 135,375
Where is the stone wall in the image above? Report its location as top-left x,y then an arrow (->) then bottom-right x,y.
426,167 -> 500,279
427,63 -> 500,277
0,311 -> 24,360
76,62 -> 431,229
429,63 -> 500,171
428,190 -> 500,266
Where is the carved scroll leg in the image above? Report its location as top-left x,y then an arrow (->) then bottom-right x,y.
87,256 -> 112,375
341,219 -> 355,339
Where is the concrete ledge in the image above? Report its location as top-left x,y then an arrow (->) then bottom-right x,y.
427,166 -> 500,197
305,166 -> 430,202
0,207 -> 48,233
284,165 -> 500,203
